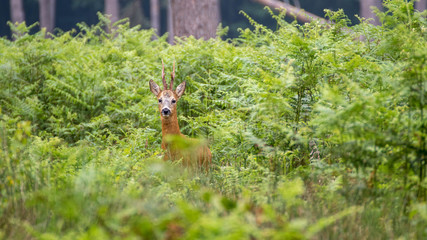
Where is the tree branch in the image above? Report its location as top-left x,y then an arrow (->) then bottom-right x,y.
252,0 -> 329,24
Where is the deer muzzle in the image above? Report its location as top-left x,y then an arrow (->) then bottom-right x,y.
161,107 -> 171,117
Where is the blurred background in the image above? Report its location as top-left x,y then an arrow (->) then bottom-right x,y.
1,0 -> 426,39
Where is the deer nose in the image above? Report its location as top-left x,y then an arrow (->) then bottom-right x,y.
161,108 -> 171,116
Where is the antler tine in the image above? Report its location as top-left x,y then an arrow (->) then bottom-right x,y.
161,59 -> 167,90
170,61 -> 175,90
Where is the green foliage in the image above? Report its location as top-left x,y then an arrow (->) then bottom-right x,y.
1,1 -> 427,238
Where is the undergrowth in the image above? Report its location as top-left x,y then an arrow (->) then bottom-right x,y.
1,0 -> 426,239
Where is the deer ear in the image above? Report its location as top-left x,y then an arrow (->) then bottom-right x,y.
149,80 -> 161,96
175,81 -> 186,99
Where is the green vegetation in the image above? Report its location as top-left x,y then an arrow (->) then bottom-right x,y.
1,0 -> 426,239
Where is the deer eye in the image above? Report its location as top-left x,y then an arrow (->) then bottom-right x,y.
171,99 -> 176,104
158,99 -> 162,103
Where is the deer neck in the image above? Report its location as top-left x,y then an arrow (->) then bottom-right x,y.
161,113 -> 181,136
161,113 -> 181,151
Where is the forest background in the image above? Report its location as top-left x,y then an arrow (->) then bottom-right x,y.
2,0 -> 427,39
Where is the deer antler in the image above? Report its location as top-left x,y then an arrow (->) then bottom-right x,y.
161,59 -> 167,90
170,61 -> 175,90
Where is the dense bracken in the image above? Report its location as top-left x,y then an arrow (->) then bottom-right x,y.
1,0 -> 426,239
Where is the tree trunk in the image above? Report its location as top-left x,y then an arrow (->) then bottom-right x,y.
415,0 -> 427,11
167,0 -> 173,43
39,0 -> 56,33
150,0 -> 160,33
122,0 -> 147,27
252,0 -> 327,23
105,0 -> 120,24
10,0 -> 25,24
360,0 -> 382,25
169,0 -> 220,40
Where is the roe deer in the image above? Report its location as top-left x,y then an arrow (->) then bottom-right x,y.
149,61 -> 212,169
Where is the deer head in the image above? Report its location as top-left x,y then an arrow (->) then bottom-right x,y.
149,61 -> 186,119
